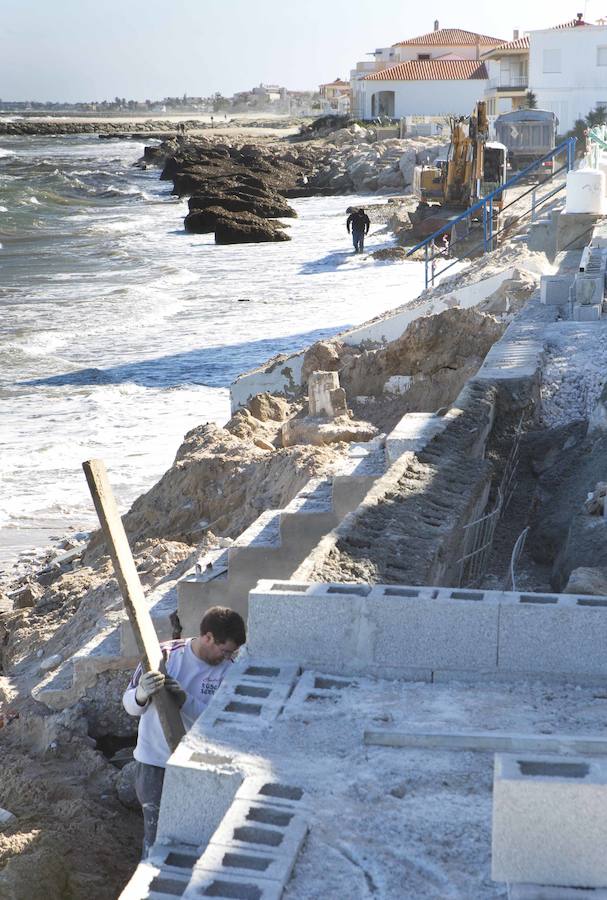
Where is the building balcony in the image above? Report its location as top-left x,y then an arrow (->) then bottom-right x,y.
488,75 -> 528,91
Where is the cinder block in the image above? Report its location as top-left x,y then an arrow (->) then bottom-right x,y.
184,869 -> 282,899
196,842 -> 294,885
118,861 -> 191,900
247,581 -> 366,668
573,302 -> 602,321
209,799 -> 308,860
497,594 -> 607,676
223,659 -> 301,688
234,777 -> 311,814
540,274 -> 575,306
368,589 -> 500,671
156,745 -> 243,847
492,753 -> 607,887
285,668 -> 358,714
147,842 -> 200,876
199,680 -> 291,731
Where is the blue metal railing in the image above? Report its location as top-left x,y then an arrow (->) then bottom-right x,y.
407,137 -> 577,288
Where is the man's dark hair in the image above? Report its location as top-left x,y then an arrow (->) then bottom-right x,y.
199,606 -> 246,646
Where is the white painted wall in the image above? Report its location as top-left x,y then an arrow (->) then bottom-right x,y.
360,78 -> 486,119
529,25 -> 607,132
230,268 -> 516,410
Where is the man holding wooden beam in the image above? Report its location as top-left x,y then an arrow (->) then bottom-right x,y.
123,606 -> 246,857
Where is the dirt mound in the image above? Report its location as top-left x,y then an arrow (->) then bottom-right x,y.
0,730 -> 140,900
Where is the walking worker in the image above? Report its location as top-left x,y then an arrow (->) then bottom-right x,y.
346,207 -> 371,254
123,606 -> 246,858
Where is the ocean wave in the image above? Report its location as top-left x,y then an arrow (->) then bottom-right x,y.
0,147 -> 15,158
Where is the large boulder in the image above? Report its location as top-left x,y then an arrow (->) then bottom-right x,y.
214,210 -> 291,244
398,149 -> 418,186
187,191 -> 295,220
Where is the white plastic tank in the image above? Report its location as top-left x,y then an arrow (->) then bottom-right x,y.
598,155 -> 607,195
565,168 -> 606,214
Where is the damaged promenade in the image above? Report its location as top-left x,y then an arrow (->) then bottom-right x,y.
4,143 -> 607,899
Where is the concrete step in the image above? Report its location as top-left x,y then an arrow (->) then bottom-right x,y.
32,619 -> 137,711
178,440 -> 387,636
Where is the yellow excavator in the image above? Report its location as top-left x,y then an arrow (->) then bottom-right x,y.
409,101 -> 508,239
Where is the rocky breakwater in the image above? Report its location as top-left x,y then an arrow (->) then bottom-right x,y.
145,135 -> 311,243
296,123 -> 448,195
0,118 -> 206,137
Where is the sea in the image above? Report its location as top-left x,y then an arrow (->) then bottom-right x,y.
0,133 -> 427,571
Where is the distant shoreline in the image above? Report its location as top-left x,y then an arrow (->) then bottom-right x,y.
0,113 -> 306,138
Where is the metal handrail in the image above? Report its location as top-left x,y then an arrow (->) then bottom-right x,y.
406,137 -> 577,287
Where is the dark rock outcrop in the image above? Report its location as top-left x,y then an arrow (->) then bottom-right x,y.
214,211 -> 291,244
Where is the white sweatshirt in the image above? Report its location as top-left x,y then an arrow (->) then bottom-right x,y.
123,638 -> 232,767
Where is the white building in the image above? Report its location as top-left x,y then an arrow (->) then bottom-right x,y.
529,18 -> 607,132
351,25 -> 505,119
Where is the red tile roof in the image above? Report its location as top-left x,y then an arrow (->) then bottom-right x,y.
363,59 -> 488,82
393,28 -> 505,47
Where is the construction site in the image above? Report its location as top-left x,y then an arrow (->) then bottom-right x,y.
4,113 -> 607,900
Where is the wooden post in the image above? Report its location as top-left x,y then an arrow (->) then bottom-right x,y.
82,458 -> 185,751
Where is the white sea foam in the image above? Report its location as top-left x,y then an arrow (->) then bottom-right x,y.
0,135 -> 432,566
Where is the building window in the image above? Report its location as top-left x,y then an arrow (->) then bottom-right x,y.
598,47 -> 607,66
417,53 -> 431,60
543,49 -> 561,73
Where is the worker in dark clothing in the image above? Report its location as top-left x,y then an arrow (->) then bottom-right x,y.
347,208 -> 371,253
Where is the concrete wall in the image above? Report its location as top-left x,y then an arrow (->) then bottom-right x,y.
360,78 -> 486,119
230,268 -> 516,411
247,582 -> 607,682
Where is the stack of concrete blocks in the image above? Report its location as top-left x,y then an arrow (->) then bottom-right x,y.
176,441 -> 385,637
247,581 -> 607,682
570,246 -> 606,321
120,775 -> 310,899
187,778 -> 309,899
156,661 -> 300,846
492,753 -> 607,891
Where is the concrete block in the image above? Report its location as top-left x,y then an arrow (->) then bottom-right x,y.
196,842 -> 294,885
118,861 -> 191,900
208,799 -> 308,860
573,303 -> 602,321
368,588 -> 500,671
147,842 -> 201,876
492,753 -> 607,887
385,412 -> 448,464
199,677 -> 292,731
156,745 -> 243,847
285,668 -> 358,714
184,869 -> 283,899
221,659 -> 300,690
247,581 -> 366,668
234,777 -> 311,814
497,594 -> 607,677
540,274 -> 575,306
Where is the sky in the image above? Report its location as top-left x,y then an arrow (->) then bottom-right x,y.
1,0 -> 606,102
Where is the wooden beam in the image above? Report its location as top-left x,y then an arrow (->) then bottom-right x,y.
364,729 -> 607,756
82,458 -> 185,751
